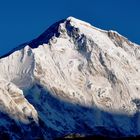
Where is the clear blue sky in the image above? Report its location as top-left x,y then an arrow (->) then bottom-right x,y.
0,0 -> 140,56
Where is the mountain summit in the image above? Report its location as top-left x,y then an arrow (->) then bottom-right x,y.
0,17 -> 140,139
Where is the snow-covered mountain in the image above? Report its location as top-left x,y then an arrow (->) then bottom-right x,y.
0,16 -> 140,140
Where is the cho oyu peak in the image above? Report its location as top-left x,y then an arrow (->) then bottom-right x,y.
0,17 -> 140,140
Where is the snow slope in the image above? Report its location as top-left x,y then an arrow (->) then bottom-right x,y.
0,17 -> 140,139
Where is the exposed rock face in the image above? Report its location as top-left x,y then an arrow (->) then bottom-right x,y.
0,17 -> 140,140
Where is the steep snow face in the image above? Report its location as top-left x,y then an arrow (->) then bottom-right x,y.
32,17 -> 140,112
0,17 -> 140,139
0,46 -> 35,89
